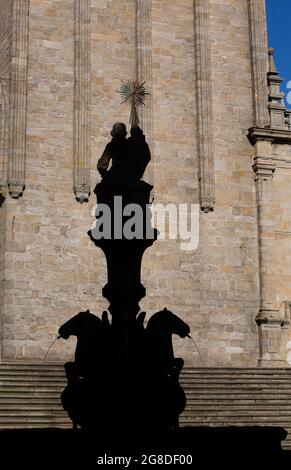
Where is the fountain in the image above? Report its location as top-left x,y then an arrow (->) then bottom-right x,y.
58,155 -> 190,431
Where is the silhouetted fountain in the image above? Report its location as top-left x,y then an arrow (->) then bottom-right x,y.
58,122 -> 190,430
56,77 -> 193,431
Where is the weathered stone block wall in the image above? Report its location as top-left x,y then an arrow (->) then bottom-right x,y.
141,0 -> 200,363
0,0 -> 261,366
144,0 -> 259,368
1,0 -> 136,361
181,0 -> 259,366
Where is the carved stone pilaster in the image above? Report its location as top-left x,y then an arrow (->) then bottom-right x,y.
248,45 -> 291,366
74,0 -> 91,204
248,0 -> 269,128
194,0 -> 215,213
0,79 -> 9,196
8,0 -> 29,199
135,0 -> 153,188
252,145 -> 284,366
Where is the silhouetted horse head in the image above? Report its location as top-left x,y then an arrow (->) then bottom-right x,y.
146,308 -> 190,374
58,310 -> 102,340
147,308 -> 190,338
59,310 -> 105,377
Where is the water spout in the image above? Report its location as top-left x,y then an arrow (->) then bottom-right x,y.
187,335 -> 205,367
43,337 -> 60,363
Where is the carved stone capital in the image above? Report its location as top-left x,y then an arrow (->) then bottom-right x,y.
0,183 -> 8,199
200,195 -> 214,213
8,181 -> 25,199
74,183 -> 90,204
252,157 -> 276,181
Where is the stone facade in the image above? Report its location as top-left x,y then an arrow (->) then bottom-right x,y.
0,0 -> 291,367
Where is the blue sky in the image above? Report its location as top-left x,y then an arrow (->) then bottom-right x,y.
266,0 -> 291,106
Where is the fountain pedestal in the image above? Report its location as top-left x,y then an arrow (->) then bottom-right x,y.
88,179 -> 157,324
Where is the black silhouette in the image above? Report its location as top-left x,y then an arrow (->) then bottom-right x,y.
59,307 -> 189,430
59,123 -> 190,431
55,123 -> 288,462
97,123 -> 150,184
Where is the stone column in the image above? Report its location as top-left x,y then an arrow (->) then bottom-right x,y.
253,141 -> 286,366
0,80 -> 9,196
135,0 -> 154,188
8,0 -> 29,199
73,0 -> 91,203
194,0 -> 215,212
248,0 -> 269,128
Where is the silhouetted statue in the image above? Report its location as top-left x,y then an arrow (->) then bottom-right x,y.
59,308 -> 190,430
147,308 -> 190,375
58,310 -> 106,377
126,126 -> 151,182
97,123 -> 150,184
97,122 -> 130,181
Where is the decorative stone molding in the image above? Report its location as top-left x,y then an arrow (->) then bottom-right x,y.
73,0 -> 91,203
135,0 -> 153,188
253,154 -> 275,199
8,0 -> 29,199
194,0 -> 215,213
249,127 -> 291,144
0,79 -> 9,196
248,0 -> 269,128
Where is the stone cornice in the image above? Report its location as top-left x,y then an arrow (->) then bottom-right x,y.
256,309 -> 287,327
248,126 -> 291,145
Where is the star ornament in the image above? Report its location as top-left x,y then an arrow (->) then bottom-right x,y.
119,79 -> 149,127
